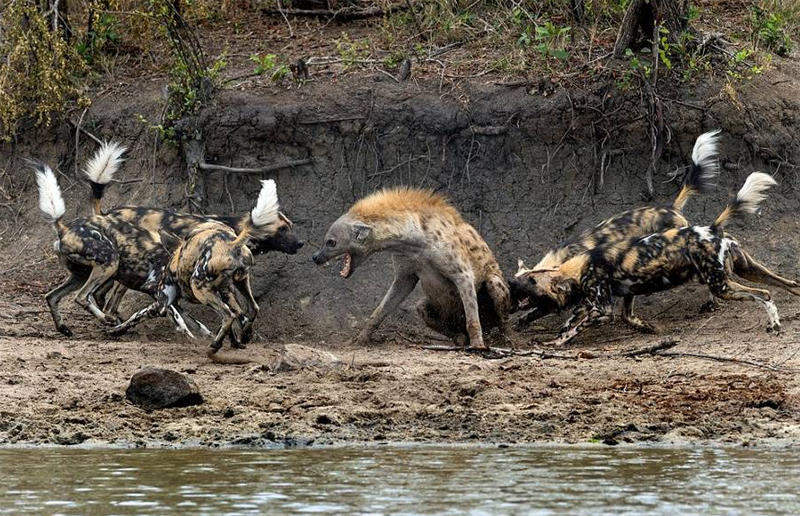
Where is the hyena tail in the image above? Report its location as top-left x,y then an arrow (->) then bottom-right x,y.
233,179 -> 280,246
84,141 -> 126,215
673,129 -> 722,212
32,161 -> 67,234
712,172 -> 777,231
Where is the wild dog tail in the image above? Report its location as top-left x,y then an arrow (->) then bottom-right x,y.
84,141 -> 126,215
673,129 -> 722,212
232,179 -> 280,246
32,161 -> 68,234
712,172 -> 777,230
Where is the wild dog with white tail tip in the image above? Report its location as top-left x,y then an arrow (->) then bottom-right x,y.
511,130 -> 800,323
83,147 -> 302,327
514,172 -> 784,347
110,180 -> 285,355
33,158 -> 206,338
311,187 -> 510,351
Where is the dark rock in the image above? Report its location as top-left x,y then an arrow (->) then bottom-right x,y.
126,367 -> 203,410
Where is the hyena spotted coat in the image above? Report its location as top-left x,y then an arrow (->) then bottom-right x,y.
312,188 -> 510,351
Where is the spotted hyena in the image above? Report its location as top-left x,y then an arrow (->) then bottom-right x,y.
312,187 -> 510,351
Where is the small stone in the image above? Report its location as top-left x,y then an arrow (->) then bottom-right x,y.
272,344 -> 342,372
126,367 -> 203,410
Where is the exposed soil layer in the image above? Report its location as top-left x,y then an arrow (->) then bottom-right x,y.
1,56 -> 800,446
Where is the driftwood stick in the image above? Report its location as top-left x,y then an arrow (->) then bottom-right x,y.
198,159 -> 311,175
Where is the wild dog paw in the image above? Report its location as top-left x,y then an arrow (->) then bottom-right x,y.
767,322 -> 782,333
106,325 -> 127,336
699,300 -> 720,313
56,325 -> 73,337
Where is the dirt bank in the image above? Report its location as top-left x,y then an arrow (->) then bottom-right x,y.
2,53 -> 800,446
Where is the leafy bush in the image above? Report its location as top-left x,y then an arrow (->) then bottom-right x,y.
0,2 -> 90,141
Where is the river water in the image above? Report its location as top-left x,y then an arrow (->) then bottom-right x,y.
0,445 -> 797,514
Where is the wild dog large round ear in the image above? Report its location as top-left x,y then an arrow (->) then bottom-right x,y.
514,258 -> 531,277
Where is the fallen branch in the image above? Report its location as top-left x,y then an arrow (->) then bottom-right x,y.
617,338 -> 678,357
655,351 -> 800,373
68,118 -> 103,146
198,159 -> 311,175
261,4 -> 403,20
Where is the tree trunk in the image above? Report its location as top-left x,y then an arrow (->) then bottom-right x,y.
613,0 -> 689,57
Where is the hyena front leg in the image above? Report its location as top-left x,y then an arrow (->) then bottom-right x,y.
355,271 -> 418,346
452,273 -> 486,350
621,295 -> 658,334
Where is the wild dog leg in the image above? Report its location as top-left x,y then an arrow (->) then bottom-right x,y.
232,276 -> 260,345
45,273 -> 85,336
355,271 -> 419,346
710,280 -> 781,332
74,265 -> 119,325
220,288 -> 247,348
731,247 -> 800,297
108,301 -> 162,336
621,295 -> 658,334
192,287 -> 239,352
544,302 -> 614,347
452,273 -> 486,350
102,282 -> 128,321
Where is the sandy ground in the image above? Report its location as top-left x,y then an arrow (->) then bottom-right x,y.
1,259 -> 798,448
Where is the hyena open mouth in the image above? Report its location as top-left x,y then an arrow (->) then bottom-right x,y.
340,252 -> 352,278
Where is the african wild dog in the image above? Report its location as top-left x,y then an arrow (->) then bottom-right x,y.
514,172 -> 786,347
512,129 -> 722,323
33,161 -> 206,338
109,180 -> 283,355
511,129 -> 800,323
311,187 -> 510,351
83,145 -> 303,324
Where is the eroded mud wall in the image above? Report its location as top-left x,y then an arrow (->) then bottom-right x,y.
6,79 -> 800,342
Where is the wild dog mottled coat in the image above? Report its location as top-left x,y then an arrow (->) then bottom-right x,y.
110,180 -> 284,354
312,188 -> 510,350
33,159 -> 202,337
518,172 -> 784,347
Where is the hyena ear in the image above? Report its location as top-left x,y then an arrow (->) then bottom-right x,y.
351,222 -> 372,242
